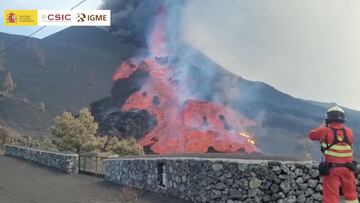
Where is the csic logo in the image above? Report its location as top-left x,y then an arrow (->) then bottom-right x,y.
6,12 -> 17,23
41,13 -> 71,22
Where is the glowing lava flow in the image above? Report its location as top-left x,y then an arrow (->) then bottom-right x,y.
110,4 -> 260,154
112,58 -> 260,154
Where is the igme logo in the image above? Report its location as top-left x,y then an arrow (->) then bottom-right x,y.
76,13 -> 86,22
76,12 -> 109,23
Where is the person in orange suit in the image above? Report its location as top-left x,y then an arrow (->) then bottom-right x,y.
308,106 -> 358,203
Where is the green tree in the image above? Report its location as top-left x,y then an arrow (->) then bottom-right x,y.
52,108 -> 100,153
105,136 -> 144,156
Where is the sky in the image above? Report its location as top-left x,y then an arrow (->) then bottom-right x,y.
1,0 -> 360,110
183,0 -> 360,110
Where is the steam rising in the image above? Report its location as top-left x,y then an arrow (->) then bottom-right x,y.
100,0 -> 250,132
101,0 -> 184,50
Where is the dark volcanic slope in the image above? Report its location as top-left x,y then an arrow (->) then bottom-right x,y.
0,27 -> 136,133
90,43 -> 360,158
1,27 -> 360,159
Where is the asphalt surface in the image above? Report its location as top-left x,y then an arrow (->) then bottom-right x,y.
0,155 -> 190,203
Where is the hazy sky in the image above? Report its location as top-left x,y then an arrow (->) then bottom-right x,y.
183,0 -> 360,110
1,0 -> 360,110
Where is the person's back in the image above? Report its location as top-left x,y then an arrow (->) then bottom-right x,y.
309,122 -> 353,163
308,106 -> 358,203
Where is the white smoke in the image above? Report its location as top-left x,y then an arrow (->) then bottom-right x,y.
182,0 -> 360,110
101,0 -> 185,48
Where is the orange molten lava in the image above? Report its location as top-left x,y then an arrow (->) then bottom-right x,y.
113,58 -> 260,154
111,4 -> 260,154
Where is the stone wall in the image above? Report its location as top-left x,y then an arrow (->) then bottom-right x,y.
104,157 -> 359,203
5,145 -> 78,174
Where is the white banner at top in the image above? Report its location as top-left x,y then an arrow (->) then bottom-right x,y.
38,10 -> 111,26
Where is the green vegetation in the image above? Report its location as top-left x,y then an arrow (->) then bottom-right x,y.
104,136 -> 144,156
0,126 -> 23,147
51,108 -> 144,155
0,126 -> 57,151
0,125 -> 57,152
52,108 -> 101,153
1,108 -> 144,156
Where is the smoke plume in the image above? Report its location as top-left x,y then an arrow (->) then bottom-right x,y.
97,0 -> 344,158
101,0 -> 185,49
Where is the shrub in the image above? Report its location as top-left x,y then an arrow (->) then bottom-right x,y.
52,108 -> 101,153
105,136 -> 144,156
0,126 -> 26,147
51,108 -> 144,155
37,137 -> 58,151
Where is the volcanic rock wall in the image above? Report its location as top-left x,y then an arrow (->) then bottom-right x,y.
5,145 -> 78,173
104,157 -> 360,203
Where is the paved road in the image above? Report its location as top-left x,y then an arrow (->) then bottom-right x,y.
0,155 -> 190,203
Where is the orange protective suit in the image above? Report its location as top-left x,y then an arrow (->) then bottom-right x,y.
309,123 -> 358,203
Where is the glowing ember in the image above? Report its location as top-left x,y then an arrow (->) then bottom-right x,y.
239,132 -> 256,145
